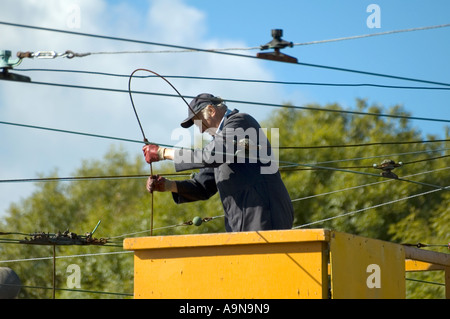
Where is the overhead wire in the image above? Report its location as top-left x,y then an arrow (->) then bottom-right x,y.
280,159 -> 448,191
278,140 -> 450,150
3,19 -> 449,186
291,23 -> 450,47
5,167 -> 442,238
0,152 -> 447,184
0,250 -> 130,264
1,157 -> 444,238
0,173 -> 191,184
0,117 -> 448,189
6,22 -> 450,54
20,23 -> 450,56
294,185 -> 449,228
405,278 -> 446,287
5,80 -> 450,123
0,170 -> 447,271
1,21 -> 448,229
0,283 -> 133,297
0,120 -> 147,145
290,167 -> 450,202
0,146 -> 445,242
2,22 -> 448,298
281,154 -> 450,171
13,68 -> 450,91
1,119 -> 448,151
281,148 -> 450,168
2,21 -> 450,87
0,111 -> 448,174
1,165 -> 447,243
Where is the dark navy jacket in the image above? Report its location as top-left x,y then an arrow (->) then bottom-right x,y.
172,109 -> 294,232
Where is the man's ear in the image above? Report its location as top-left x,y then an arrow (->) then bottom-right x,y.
207,104 -> 216,117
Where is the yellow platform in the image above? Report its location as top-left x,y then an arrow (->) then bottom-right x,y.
123,229 -> 450,299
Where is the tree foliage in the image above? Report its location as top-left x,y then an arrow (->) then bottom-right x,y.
0,100 -> 448,299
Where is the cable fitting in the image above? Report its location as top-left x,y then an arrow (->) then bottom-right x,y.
257,29 -> 298,63
16,50 -> 91,59
19,230 -> 108,245
182,216 -> 214,227
0,50 -> 31,82
373,159 -> 403,179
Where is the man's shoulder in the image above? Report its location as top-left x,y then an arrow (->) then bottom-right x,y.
226,109 -> 258,125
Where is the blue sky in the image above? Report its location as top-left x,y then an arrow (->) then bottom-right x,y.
194,0 -> 450,133
0,0 -> 449,218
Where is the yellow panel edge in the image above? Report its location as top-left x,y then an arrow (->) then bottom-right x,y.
123,228 -> 330,251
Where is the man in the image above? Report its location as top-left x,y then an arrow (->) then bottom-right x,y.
142,93 -> 294,232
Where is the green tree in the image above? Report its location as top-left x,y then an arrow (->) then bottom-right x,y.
263,99 -> 448,298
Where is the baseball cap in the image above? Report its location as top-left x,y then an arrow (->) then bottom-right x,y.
180,93 -> 222,128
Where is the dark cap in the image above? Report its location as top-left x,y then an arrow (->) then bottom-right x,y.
180,93 -> 223,128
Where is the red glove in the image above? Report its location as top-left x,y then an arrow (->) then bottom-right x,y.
142,144 -> 165,164
146,175 -> 167,193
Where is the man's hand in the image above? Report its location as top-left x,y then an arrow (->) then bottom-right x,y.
142,144 -> 165,164
146,175 -> 170,193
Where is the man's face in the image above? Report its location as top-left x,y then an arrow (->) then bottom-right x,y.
193,105 -> 217,136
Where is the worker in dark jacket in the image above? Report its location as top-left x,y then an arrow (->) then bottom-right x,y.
143,93 -> 294,232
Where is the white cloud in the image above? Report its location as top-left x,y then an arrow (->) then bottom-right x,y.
0,0 -> 292,218
147,0 -> 207,44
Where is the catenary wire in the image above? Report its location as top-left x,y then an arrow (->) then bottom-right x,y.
0,116 -> 448,178
23,23 -> 449,55
14,68 -> 450,91
281,154 -> 449,171
1,168 -> 447,247
2,21 -> 450,87
281,148 -> 450,168
1,119 -> 448,151
89,167 -> 450,238
278,140 -> 450,150
294,185 -> 449,228
6,80 -> 450,123
291,23 -> 450,47
0,152 -> 447,184
290,167 -> 450,202
405,278 -> 446,287
7,22 -> 450,54
1,118 -> 447,190
281,159 -> 448,191
0,173 -> 191,184
1,117 -> 448,189
0,168 -> 444,245
0,283 -> 133,297
0,118 -> 448,187
0,250 -> 131,264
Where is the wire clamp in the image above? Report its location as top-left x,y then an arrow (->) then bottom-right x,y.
257,29 -> 298,63
0,50 -> 30,82
373,159 -> 403,179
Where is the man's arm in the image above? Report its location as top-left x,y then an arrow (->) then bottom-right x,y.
172,168 -> 218,203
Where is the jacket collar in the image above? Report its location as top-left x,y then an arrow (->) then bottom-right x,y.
216,109 -> 238,133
